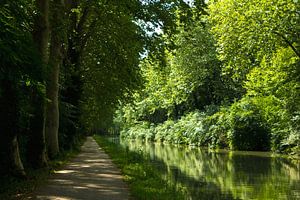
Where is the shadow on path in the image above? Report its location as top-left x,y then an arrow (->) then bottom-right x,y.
33,137 -> 129,200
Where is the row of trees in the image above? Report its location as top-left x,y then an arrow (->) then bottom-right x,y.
0,0 -> 202,177
116,0 -> 300,154
1,0 -> 298,178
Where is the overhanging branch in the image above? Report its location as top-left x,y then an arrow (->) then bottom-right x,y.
273,31 -> 300,58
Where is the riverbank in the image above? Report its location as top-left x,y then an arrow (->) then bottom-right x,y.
120,108 -> 300,156
116,136 -> 300,200
93,135 -> 186,200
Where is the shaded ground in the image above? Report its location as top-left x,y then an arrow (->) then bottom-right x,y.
32,137 -> 130,200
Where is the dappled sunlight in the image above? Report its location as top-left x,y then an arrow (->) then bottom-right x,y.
83,159 -> 105,163
55,170 -> 75,174
49,179 -> 74,185
34,137 -> 129,200
36,195 -> 72,200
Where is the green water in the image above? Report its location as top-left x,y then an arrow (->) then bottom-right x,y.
117,138 -> 300,200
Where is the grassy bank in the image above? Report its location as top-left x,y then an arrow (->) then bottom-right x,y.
93,135 -> 186,200
0,137 -> 85,200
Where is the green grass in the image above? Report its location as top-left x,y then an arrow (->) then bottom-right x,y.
0,137 -> 85,200
93,135 -> 187,200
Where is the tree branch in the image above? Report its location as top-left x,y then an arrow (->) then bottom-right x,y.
76,6 -> 90,34
273,31 -> 300,58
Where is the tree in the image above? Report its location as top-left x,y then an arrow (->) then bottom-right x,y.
61,0 -> 199,132
44,0 -> 66,158
0,1 -> 44,176
208,0 -> 300,82
244,47 -> 300,152
209,0 -> 300,152
119,10 -> 230,122
79,0 -> 144,131
28,0 -> 50,168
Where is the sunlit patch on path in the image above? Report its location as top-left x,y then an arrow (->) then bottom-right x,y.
32,137 -> 129,200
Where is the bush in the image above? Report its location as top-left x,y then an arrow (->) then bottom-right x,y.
228,98 -> 271,151
119,95 -> 299,154
204,107 -> 231,149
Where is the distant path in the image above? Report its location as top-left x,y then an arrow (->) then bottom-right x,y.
33,137 -> 130,200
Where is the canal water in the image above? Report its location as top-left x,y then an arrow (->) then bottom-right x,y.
114,138 -> 300,200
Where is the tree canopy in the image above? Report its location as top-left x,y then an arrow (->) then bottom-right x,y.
0,0 -> 204,176
0,0 -> 299,180
116,0 -> 300,154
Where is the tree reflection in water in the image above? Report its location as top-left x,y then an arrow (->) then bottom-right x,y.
117,138 -> 300,200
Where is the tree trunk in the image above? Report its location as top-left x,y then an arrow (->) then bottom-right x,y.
45,0 -> 65,158
27,90 -> 48,168
0,79 -> 26,177
45,53 -> 60,158
29,0 -> 50,167
9,136 -> 26,178
33,0 -> 50,63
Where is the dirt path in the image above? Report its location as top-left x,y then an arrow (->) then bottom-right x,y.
33,137 -> 130,200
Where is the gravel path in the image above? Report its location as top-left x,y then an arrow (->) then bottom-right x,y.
33,137 -> 130,200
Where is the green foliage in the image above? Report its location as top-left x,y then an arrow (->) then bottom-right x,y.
209,0 -> 300,82
1,0 -> 299,190
75,0 -> 208,132
0,4 -> 43,83
115,15 -> 230,131
228,98 -> 271,151
117,0 -> 300,155
204,107 -> 231,149
122,136 -> 300,200
0,1 -> 46,174
243,47 -> 300,153
121,108 -> 231,149
120,92 -> 297,152
173,20 -> 227,105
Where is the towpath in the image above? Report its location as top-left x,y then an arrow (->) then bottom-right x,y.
33,137 -> 129,200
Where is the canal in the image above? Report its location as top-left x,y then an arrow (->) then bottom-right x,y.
114,138 -> 300,200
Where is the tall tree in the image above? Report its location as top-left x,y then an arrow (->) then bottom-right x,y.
45,0 -> 66,158
0,2 -> 43,176
28,0 -> 50,167
60,0 -> 198,132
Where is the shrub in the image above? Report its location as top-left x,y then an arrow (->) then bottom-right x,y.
204,107 -> 231,149
228,98 -> 271,151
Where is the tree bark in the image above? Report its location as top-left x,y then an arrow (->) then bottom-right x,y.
33,0 -> 50,63
9,136 -> 26,178
29,0 -> 50,167
45,48 -> 61,158
45,0 -> 65,158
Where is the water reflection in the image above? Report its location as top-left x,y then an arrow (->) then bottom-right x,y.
118,139 -> 300,200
